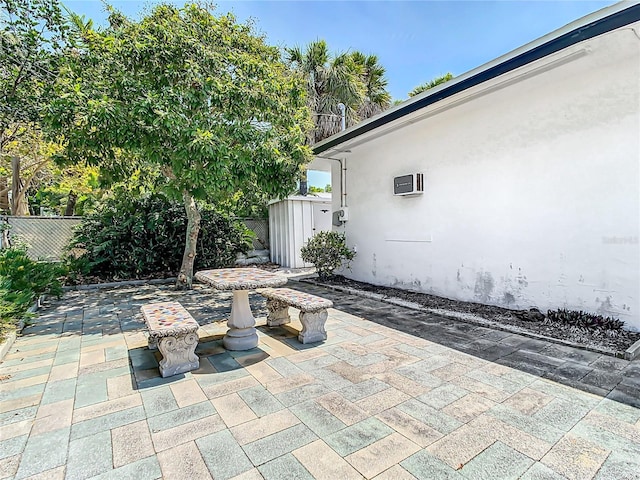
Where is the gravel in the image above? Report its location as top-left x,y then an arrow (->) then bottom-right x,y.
312,275 -> 640,353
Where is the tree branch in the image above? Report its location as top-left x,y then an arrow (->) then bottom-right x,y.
19,157 -> 50,193
0,123 -> 23,151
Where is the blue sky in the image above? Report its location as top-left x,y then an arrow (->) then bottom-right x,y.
64,0 -> 618,186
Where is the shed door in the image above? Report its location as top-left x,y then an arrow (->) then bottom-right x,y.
312,202 -> 332,234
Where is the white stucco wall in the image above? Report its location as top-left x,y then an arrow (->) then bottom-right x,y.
330,23 -> 640,330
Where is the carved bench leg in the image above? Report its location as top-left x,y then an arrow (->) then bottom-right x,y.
298,309 -> 327,344
148,334 -> 158,350
157,332 -> 199,378
266,298 -> 291,327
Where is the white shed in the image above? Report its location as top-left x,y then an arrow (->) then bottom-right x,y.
268,194 -> 332,268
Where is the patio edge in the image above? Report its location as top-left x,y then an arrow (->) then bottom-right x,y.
0,300 -> 36,363
62,277 -> 177,291
625,339 -> 640,361
301,279 -> 631,360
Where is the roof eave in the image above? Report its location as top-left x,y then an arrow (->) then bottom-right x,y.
313,1 -> 640,156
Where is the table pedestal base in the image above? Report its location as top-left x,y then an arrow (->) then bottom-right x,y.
223,328 -> 259,350
224,290 -> 259,350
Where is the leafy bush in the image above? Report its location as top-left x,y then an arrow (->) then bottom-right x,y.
67,194 -> 253,279
300,231 -> 356,279
0,245 -> 65,335
545,308 -> 625,331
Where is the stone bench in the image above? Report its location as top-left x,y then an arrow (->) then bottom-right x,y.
258,288 -> 333,344
140,301 -> 200,378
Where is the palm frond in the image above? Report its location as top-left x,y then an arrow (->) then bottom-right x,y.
289,42 -> 391,144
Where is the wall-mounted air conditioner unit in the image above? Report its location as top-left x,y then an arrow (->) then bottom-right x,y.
394,173 -> 424,196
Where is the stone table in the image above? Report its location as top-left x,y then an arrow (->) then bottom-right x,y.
195,268 -> 287,350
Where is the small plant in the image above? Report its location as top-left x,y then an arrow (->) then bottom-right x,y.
0,245 -> 65,336
545,308 -> 625,332
300,231 -> 356,280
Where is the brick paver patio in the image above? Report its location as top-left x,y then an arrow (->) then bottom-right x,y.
1,280 -> 639,479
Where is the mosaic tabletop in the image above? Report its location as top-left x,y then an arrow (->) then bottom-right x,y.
259,287 -> 333,311
195,267 -> 287,291
140,301 -> 199,334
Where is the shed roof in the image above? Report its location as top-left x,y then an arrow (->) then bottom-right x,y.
313,1 -> 640,156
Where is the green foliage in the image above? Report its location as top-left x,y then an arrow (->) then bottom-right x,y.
546,308 -> 625,331
287,40 -> 390,144
46,3 -> 311,285
67,194 -> 253,279
215,188 -> 271,219
306,184 -> 332,194
28,161 -> 103,216
300,231 -> 356,280
47,3 -> 311,202
409,73 -> 454,98
0,0 -> 69,150
0,245 -> 64,334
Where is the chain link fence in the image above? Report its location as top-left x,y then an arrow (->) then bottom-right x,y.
1,216 -> 82,261
0,216 -> 269,260
239,218 -> 269,250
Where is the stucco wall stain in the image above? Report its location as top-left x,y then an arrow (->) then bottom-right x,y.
517,268 -> 528,287
503,292 -> 516,305
372,253 -> 377,277
474,272 -> 495,302
596,296 -> 614,315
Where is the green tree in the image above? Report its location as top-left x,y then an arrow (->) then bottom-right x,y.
408,73 -> 454,97
30,161 -> 102,216
287,40 -> 390,145
286,41 -> 389,195
351,52 -> 391,120
47,3 -> 311,288
0,0 -> 70,214
0,125 -> 59,215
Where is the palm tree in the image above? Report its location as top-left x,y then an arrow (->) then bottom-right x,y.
408,73 -> 454,97
287,41 -> 391,194
351,52 -> 391,120
287,40 -> 363,145
287,41 -> 391,145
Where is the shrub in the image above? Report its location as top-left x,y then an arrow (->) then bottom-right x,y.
545,308 -> 625,332
66,194 -> 253,280
0,245 -> 65,335
300,231 -> 356,279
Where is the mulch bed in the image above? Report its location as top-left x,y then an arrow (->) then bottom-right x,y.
312,275 -> 640,354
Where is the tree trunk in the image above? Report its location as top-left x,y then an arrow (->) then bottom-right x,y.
299,169 -> 308,196
176,191 -> 201,290
0,177 -> 9,213
10,156 -> 29,216
64,190 -> 77,216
